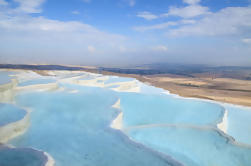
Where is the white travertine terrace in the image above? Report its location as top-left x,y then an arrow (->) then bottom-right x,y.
16,83 -> 59,92
0,108 -> 30,143
111,99 -> 123,130
109,80 -> 140,93
2,69 -> 251,166
0,70 -> 55,166
44,152 -> 55,166
162,91 -> 230,135
217,110 -> 228,134
0,79 -> 18,103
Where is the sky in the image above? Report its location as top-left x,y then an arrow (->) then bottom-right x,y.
0,0 -> 251,67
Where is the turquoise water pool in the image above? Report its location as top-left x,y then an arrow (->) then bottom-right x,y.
104,76 -> 134,84
127,126 -> 251,166
139,82 -> 165,94
0,146 -> 47,166
19,78 -> 56,86
120,93 -> 224,128
225,105 -> 251,145
0,103 -> 26,126
10,84 -> 179,166
0,70 -> 251,166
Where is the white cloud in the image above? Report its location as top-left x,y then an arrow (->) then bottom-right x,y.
134,5 -> 251,37
13,0 -> 46,13
0,0 -> 8,6
242,38 -> 251,44
0,2 -> 127,64
183,0 -> 200,5
0,15 -> 126,43
133,22 -> 177,32
87,45 -> 96,53
129,0 -> 135,7
136,0 -> 207,21
167,7 -> 251,37
162,5 -> 210,18
180,19 -> 196,24
72,10 -> 80,15
152,45 -> 168,52
133,19 -> 196,32
119,46 -> 126,52
0,16 -> 98,32
137,11 -> 158,20
121,0 -> 135,7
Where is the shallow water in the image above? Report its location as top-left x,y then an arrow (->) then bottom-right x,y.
19,78 -> 56,86
127,126 -> 251,166
1,71 -> 251,166
225,105 -> 251,145
119,92 -> 224,128
0,103 -> 26,126
138,82 -> 165,94
104,76 -> 134,84
0,146 -> 47,166
10,84 -> 179,166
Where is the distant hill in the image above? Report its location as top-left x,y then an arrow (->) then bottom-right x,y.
0,64 -> 91,71
100,63 -> 251,80
1,63 -> 251,80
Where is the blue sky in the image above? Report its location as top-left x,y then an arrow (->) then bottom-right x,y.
0,0 -> 251,66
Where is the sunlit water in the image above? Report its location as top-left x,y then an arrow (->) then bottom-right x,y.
0,70 -> 251,166
104,76 -> 134,84
0,103 -> 26,126
19,78 -> 56,86
224,104 -> 251,145
119,93 -> 224,127
127,126 -> 251,166
9,84 -> 178,166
